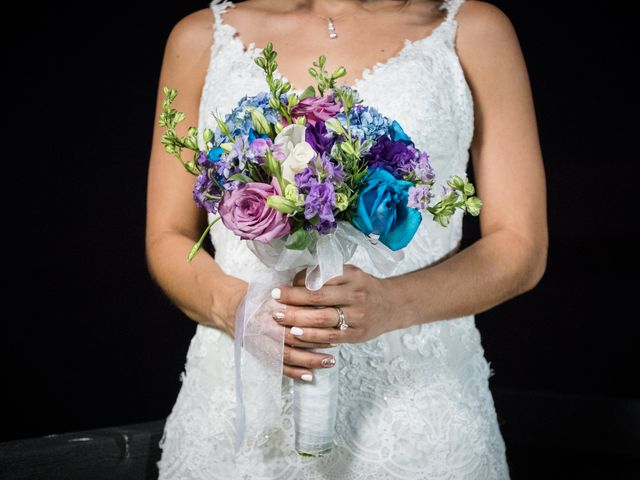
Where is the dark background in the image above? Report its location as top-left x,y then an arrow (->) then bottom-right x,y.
9,0 -> 638,475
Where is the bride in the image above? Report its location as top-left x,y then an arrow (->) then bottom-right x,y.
146,0 -> 547,478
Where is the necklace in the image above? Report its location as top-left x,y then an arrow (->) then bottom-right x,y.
308,10 -> 353,39
309,1 -> 412,39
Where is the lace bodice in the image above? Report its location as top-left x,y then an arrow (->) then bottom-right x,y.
156,0 -> 510,478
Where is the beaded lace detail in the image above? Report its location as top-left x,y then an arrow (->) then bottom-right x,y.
157,0 -> 510,478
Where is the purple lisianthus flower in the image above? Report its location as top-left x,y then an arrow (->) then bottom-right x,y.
249,137 -> 272,161
366,136 -> 417,178
295,166 -> 315,190
305,121 -> 335,156
291,95 -> 342,126
407,184 -> 433,213
304,180 -> 337,234
294,152 -> 343,234
193,168 -> 223,214
295,152 -> 344,189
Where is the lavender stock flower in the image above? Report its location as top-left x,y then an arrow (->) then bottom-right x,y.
304,180 -> 337,234
294,152 -> 344,234
407,184 -> 433,213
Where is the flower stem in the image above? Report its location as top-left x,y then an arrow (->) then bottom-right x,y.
187,216 -> 221,262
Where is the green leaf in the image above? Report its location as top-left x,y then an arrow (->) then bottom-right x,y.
299,86 -> 316,99
285,229 -> 313,250
228,173 -> 253,183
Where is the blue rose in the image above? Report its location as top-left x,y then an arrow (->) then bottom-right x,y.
352,168 -> 422,251
388,120 -> 414,146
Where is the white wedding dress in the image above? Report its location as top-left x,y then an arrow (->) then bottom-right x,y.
156,0 -> 510,478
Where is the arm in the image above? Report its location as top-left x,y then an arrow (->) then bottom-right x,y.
389,1 -> 548,328
145,9 -> 247,336
272,1 -> 548,346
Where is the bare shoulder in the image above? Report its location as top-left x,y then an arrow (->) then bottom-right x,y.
455,1 -> 521,61
454,1 -> 525,81
456,1 -> 517,36
164,8 -> 213,57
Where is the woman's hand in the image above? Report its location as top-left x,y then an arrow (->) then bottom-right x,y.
272,265 -> 403,382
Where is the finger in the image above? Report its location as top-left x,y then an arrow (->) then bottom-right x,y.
273,305 -> 341,329
283,364 -> 314,382
273,284 -> 352,307
284,326 -> 335,348
282,345 -> 337,371
286,325 -> 347,345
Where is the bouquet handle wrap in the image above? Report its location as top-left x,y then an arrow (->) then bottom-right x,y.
233,222 -> 403,456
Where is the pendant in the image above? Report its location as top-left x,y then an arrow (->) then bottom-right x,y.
327,17 -> 337,39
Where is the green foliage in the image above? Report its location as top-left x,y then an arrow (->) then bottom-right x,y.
158,86 -> 204,176
427,176 -> 483,227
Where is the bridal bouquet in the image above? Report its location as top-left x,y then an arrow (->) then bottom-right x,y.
159,42 -> 482,456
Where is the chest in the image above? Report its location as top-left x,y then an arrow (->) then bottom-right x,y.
200,27 -> 475,189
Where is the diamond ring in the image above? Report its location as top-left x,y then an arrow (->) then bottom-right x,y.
334,306 -> 349,330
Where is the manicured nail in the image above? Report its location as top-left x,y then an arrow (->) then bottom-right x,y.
272,311 -> 285,322
301,374 -> 313,382
271,288 -> 281,300
321,357 -> 335,367
291,327 -> 304,336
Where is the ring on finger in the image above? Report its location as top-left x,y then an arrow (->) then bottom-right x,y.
334,306 -> 349,330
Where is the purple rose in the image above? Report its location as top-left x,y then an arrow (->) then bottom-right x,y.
219,179 -> 291,243
291,95 -> 342,127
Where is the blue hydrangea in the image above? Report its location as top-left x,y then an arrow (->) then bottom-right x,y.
335,104 -> 391,141
214,92 -> 279,145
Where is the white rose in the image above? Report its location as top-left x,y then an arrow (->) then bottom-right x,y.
274,124 -> 317,183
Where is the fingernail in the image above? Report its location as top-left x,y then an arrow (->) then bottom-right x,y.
271,288 -> 281,300
272,311 -> 285,322
321,357 -> 335,367
329,344 -> 337,347
301,374 -> 313,382
291,327 -> 304,336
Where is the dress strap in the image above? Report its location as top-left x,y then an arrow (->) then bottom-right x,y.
443,0 -> 466,21
209,0 -> 238,57
210,0 -> 236,27
440,0 -> 466,47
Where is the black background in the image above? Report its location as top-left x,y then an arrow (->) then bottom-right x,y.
12,0 -> 636,454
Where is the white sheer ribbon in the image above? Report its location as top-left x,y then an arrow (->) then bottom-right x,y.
232,221 -> 404,456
